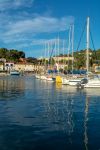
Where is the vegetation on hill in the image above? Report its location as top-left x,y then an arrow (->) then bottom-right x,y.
0,48 -> 25,62
0,48 -> 100,69
73,49 -> 100,69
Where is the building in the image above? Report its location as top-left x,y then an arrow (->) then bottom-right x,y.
95,66 -> 100,73
53,56 -> 74,61
5,62 -> 14,71
0,64 -> 3,71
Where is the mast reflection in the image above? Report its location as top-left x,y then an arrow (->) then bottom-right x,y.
84,96 -> 89,150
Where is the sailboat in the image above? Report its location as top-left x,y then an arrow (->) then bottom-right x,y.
81,17 -> 100,88
62,25 -> 72,85
62,24 -> 84,86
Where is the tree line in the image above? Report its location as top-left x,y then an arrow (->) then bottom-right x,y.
73,49 -> 100,69
0,48 -> 100,69
0,48 -> 25,63
0,48 -> 41,64
41,48 -> 100,70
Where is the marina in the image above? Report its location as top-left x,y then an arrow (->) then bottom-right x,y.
0,0 -> 100,149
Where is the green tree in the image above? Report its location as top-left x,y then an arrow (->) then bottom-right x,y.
27,57 -> 38,64
0,48 -> 8,58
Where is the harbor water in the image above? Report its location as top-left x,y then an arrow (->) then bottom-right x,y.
0,76 -> 100,150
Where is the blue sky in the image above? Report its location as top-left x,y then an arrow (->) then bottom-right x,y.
0,0 -> 100,58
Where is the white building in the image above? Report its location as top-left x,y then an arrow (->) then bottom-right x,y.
5,62 -> 14,71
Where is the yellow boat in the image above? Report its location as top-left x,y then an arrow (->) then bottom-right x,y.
55,76 -> 62,83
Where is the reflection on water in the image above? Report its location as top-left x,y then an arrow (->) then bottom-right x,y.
0,76 -> 25,100
84,97 -> 89,150
84,88 -> 100,97
0,76 -> 100,150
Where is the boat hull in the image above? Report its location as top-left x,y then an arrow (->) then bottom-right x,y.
10,71 -> 20,76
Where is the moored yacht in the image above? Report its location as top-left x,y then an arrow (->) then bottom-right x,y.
62,74 -> 84,86
68,78 -> 83,86
84,76 -> 100,88
79,17 -> 100,88
62,77 -> 69,85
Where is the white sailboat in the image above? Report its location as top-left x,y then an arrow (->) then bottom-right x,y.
68,78 -> 83,86
62,24 -> 84,86
81,17 -> 100,88
84,76 -> 100,88
62,77 -> 69,85
37,41 -> 54,82
62,25 -> 72,85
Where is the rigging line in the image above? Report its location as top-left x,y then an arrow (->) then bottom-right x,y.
50,43 -> 55,57
90,29 -> 98,61
90,29 -> 95,50
76,21 -> 87,51
49,41 -> 55,64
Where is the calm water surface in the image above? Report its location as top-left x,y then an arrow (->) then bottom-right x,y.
0,76 -> 100,150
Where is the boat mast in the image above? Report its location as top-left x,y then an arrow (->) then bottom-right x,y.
57,36 -> 60,72
86,17 -> 90,73
48,42 -> 50,69
54,39 -> 57,63
45,42 -> 47,72
63,40 -> 65,71
71,24 -> 74,74
68,26 -> 71,71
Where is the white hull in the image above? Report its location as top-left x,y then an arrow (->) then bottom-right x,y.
84,81 -> 100,88
35,74 -> 41,79
68,79 -> 82,86
62,76 -> 83,86
46,77 -> 54,82
83,78 -> 100,88
35,74 -> 54,82
62,78 -> 69,85
40,75 -> 47,80
10,71 -> 20,76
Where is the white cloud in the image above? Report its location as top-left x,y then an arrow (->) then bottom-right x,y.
0,15 -> 74,54
3,16 -> 74,38
0,0 -> 34,10
32,39 -> 67,46
0,1 -> 74,54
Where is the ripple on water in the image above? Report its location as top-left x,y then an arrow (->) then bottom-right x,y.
0,76 -> 100,150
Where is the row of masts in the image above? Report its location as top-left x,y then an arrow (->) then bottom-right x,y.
36,17 -> 100,88
42,17 -> 90,73
43,24 -> 74,73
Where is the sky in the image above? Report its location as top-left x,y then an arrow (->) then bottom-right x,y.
0,0 -> 100,58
